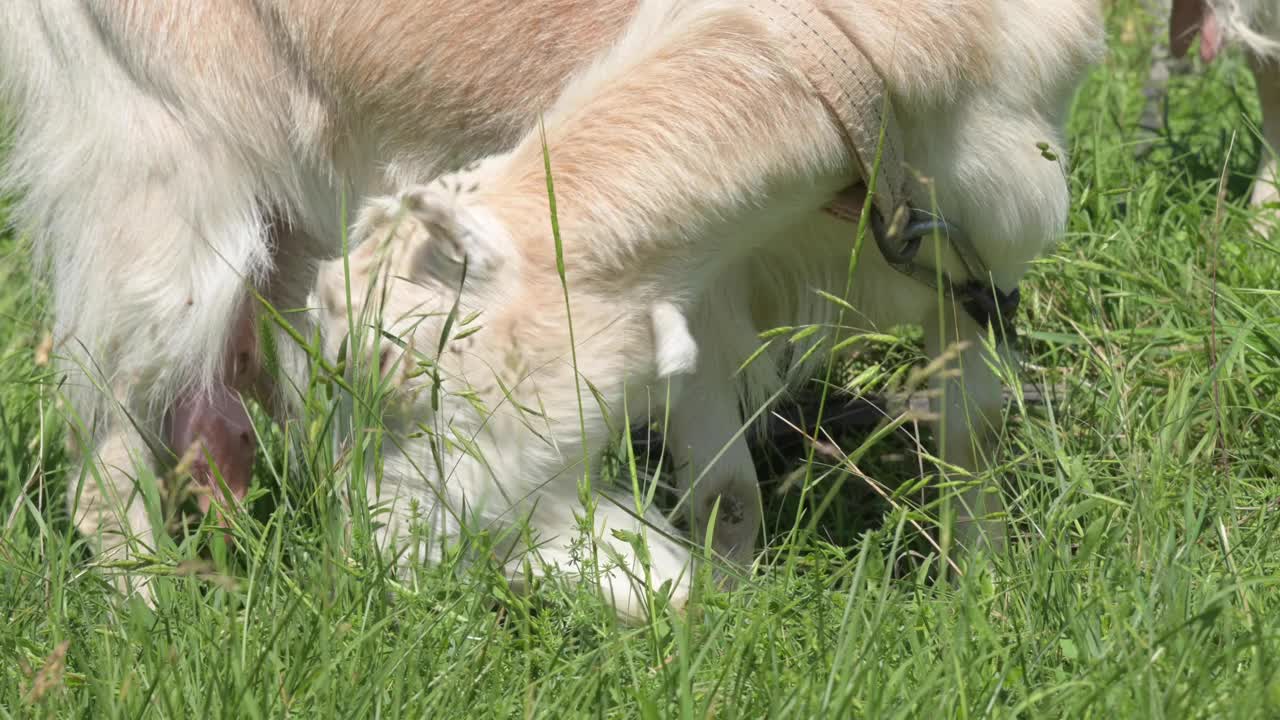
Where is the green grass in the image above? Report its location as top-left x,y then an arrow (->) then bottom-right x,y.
4,4 -> 1280,717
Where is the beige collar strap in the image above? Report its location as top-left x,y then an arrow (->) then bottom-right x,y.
749,0 -> 906,225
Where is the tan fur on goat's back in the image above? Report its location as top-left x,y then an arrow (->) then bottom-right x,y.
80,0 -> 639,156
273,0 -> 637,143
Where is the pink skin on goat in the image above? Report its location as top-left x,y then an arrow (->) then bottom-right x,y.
165,302 -> 257,517
1171,0 -> 1224,62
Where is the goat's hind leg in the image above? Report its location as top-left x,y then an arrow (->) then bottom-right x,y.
44,146 -> 269,599
1250,56 -> 1280,230
64,405 -> 163,599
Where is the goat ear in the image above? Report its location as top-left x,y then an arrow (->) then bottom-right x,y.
401,188 -> 508,285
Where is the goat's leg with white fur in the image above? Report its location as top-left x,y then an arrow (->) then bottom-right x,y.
664,371 -> 762,567
65,413 -> 161,599
923,309 -> 1009,555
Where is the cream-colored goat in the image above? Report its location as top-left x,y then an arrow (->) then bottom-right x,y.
0,0 -> 1101,618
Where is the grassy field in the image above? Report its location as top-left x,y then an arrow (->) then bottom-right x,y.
4,4 -> 1280,718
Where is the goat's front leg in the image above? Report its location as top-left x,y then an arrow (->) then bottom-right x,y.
922,309 -> 1010,556
664,363 -> 762,568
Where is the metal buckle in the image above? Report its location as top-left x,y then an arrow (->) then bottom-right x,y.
873,207 -> 960,269
872,206 -> 1021,343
